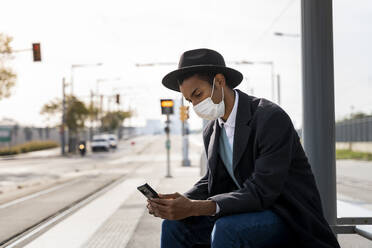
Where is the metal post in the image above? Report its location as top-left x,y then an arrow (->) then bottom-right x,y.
301,0 -> 336,228
181,97 -> 191,166
100,95 -> 103,128
277,74 -> 281,106
61,77 -> 66,155
70,66 -> 74,96
89,90 -> 94,142
182,124 -> 191,166
166,114 -> 172,177
200,119 -> 209,176
71,63 -> 103,96
96,80 -> 100,125
107,95 -> 111,112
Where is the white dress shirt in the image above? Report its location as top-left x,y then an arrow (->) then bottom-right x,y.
217,89 -> 239,148
213,90 -> 239,214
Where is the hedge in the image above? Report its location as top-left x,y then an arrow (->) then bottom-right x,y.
0,140 -> 59,156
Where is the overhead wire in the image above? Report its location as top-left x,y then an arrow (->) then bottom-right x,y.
250,0 -> 297,51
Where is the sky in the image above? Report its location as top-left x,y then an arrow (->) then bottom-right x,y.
0,0 -> 371,130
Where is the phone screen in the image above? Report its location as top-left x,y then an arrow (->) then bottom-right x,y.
137,183 -> 159,199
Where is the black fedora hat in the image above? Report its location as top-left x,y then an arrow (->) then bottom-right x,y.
162,48 -> 243,92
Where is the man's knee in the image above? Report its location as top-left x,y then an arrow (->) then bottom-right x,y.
211,217 -> 240,247
162,219 -> 184,236
211,217 -> 236,239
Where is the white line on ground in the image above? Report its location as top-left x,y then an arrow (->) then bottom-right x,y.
0,179 -> 79,209
23,178 -> 143,248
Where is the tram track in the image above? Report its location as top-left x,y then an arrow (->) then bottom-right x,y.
0,174 -> 126,248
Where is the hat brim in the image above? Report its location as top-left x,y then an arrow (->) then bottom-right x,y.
162,65 -> 243,92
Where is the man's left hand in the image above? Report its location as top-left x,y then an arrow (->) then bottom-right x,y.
148,192 -> 194,220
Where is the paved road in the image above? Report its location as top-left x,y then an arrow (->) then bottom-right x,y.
0,136 -> 157,202
337,159 -> 372,211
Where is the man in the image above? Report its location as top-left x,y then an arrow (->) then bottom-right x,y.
148,48 -> 340,248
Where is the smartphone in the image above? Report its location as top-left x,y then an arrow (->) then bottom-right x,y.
137,183 -> 159,199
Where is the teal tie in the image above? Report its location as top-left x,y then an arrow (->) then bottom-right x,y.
219,124 -> 241,189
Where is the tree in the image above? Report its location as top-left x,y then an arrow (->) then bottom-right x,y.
101,110 -> 132,132
40,97 -> 60,126
65,96 -> 89,134
41,96 -> 89,134
336,111 -> 372,123
87,101 -> 99,123
0,33 -> 16,100
350,112 -> 371,119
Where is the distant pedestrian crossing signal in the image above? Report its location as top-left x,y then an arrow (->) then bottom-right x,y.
160,99 -> 174,115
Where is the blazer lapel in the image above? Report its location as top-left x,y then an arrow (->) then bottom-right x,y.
233,90 -> 253,170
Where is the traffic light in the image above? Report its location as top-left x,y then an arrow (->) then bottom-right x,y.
116,94 -> 120,104
160,99 -> 174,115
179,106 -> 189,122
32,43 -> 41,62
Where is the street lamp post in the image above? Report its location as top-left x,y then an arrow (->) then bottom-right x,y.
61,77 -> 67,155
95,77 -> 121,122
233,60 -> 276,102
67,63 -> 102,152
273,31 -> 301,107
96,77 -> 121,101
70,62 -> 103,96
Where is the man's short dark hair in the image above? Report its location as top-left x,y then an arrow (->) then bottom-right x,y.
177,71 -> 232,89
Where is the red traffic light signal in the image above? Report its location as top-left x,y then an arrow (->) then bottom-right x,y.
32,43 -> 41,62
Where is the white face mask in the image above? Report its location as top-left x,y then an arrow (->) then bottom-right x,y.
193,78 -> 225,120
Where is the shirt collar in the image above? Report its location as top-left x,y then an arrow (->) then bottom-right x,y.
218,89 -> 239,128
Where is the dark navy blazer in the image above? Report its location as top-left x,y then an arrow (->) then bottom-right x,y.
185,89 -> 340,248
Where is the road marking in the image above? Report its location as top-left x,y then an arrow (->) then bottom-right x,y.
23,178 -> 143,248
0,179 -> 79,209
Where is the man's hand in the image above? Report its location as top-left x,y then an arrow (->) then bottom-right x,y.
148,192 -> 194,220
147,193 -> 178,217
146,202 -> 155,216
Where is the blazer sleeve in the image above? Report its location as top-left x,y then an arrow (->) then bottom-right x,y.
208,109 -> 296,216
183,169 -> 210,200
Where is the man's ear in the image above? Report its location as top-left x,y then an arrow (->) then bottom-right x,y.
215,73 -> 226,88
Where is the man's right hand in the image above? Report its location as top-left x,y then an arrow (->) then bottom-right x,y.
147,193 -> 178,217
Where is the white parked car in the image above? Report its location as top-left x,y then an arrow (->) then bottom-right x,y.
91,135 -> 110,152
108,134 -> 118,149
